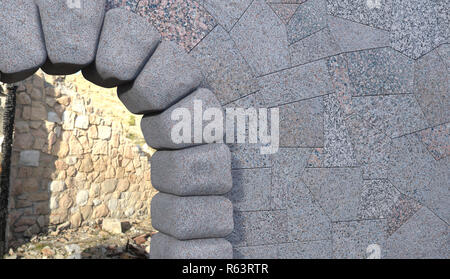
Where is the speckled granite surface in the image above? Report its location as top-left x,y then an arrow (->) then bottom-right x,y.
110,0 -> 449,259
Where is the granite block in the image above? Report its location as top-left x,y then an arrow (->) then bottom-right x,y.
151,144 -> 232,196
36,0 -> 106,75
150,232 -> 233,259
151,193 -> 234,240
0,0 -> 47,83
82,8 -> 161,87
140,88 -> 223,149
118,40 -> 203,114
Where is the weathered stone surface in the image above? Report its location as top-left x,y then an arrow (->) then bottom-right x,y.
102,218 -> 129,234
151,193 -> 233,240
82,8 -> 161,88
0,0 -> 47,83
141,88 -> 223,149
230,0 -> 290,76
118,40 -> 203,114
151,144 -> 232,196
19,150 -> 40,167
36,0 -> 107,75
150,233 -> 233,259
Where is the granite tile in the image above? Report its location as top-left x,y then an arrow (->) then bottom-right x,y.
268,3 -> 300,24
233,244 -> 280,259
199,0 -> 252,31
332,219 -> 387,259
414,49 -> 450,126
227,168 -> 272,211
416,123 -> 450,161
325,54 -> 355,117
257,60 -> 333,107
271,148 -> 312,209
266,0 -> 306,3
327,15 -> 390,52
390,0 -> 448,59
136,0 -> 216,51
234,239 -> 332,259
436,43 -> 450,70
302,167 -> 363,221
357,179 -> 401,219
326,0 -> 393,31
191,26 -> 258,105
105,0 -> 138,11
288,197 -> 331,242
278,97 -> 324,147
322,93 -> 357,167
289,28 -> 341,66
287,0 -> 327,44
306,148 -> 325,168
387,135 -> 449,223
279,240 -> 332,259
384,207 -> 448,259
352,95 -> 428,138
230,0 -> 290,76
229,143 -> 272,169
386,194 -> 422,236
345,47 -> 415,96
346,113 -> 393,179
227,210 -> 288,247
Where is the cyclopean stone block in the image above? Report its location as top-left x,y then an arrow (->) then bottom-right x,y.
82,8 -> 161,88
151,193 -> 234,240
149,233 -> 233,259
36,0 -> 106,75
118,40 -> 203,114
141,88 -> 223,150
0,0 -> 47,83
151,144 -> 232,196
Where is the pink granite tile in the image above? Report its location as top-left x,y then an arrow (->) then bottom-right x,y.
416,123 -> 450,160
386,194 -> 422,236
136,0 -> 216,51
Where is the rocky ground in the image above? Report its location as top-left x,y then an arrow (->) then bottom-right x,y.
3,219 -> 156,259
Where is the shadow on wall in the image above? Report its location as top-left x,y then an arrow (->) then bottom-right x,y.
7,72 -> 155,249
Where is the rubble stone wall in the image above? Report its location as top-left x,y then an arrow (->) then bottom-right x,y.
7,71 -> 155,242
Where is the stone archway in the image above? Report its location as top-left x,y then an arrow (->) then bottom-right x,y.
0,0 -> 233,259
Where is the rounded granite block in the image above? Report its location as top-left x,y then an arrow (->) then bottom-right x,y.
141,88 -> 223,150
149,233 -> 233,259
151,144 -> 232,196
118,40 -> 203,114
82,8 -> 161,88
0,0 -> 47,83
151,193 -> 234,240
36,0 -> 106,75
